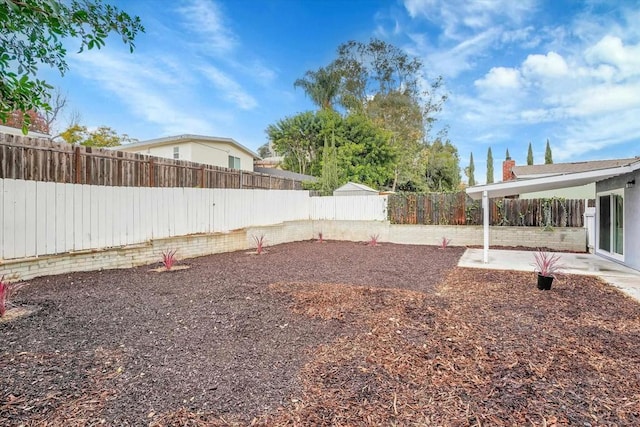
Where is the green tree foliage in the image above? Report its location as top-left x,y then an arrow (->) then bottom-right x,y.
294,66 -> 341,111
319,131 -> 339,196
545,139 -> 553,164
266,111 -> 323,175
465,152 -> 476,187
424,137 -> 461,191
60,124 -> 135,147
505,148 -> 511,160
527,142 -> 534,165
486,147 -> 494,184
0,0 -> 144,132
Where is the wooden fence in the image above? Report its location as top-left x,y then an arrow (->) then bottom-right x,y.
388,193 -> 588,227
0,133 -> 303,190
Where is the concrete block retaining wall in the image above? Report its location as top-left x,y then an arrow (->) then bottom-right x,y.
1,221 -> 586,281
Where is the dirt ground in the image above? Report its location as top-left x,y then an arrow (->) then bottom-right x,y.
1,240 -> 639,426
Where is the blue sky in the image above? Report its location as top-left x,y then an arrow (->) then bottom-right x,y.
44,0 -> 640,184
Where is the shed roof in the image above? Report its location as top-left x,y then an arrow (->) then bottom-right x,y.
334,182 -> 379,193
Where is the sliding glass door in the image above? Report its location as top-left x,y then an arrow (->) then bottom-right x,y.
597,190 -> 624,260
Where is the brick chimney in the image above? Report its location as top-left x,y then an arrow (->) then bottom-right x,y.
503,154 -> 516,181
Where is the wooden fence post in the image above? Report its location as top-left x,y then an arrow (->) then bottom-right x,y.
74,145 -> 82,184
149,157 -> 155,187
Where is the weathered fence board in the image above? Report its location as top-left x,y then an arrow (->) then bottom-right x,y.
0,133 -> 304,190
388,193 -> 588,227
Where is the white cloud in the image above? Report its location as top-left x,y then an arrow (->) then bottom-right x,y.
475,67 -> 522,94
585,35 -> 640,80
521,51 -> 569,79
200,65 -> 258,110
72,51 -> 220,136
176,0 -> 237,53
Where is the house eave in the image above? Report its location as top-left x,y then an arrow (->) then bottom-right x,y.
466,162 -> 640,200
112,134 -> 262,159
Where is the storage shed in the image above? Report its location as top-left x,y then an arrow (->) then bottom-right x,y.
333,182 -> 379,196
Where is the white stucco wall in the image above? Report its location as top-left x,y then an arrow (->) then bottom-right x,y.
519,183 -> 595,199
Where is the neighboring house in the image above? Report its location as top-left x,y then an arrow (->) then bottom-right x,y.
468,157 -> 640,272
334,182 -> 379,196
502,157 -> 639,199
254,167 -> 318,183
115,134 -> 260,172
0,124 -> 50,139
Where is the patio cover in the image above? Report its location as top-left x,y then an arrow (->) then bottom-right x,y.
465,160 -> 640,263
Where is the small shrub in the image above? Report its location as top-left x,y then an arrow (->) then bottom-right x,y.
533,250 -> 563,278
439,236 -> 451,249
253,234 -> 266,254
0,276 -> 22,317
317,231 -> 324,243
0,277 -> 8,317
162,249 -> 178,270
367,234 -> 380,246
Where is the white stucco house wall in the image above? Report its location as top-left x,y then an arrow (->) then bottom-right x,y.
115,134 -> 260,172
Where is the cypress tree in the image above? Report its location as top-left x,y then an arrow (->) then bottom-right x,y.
486,147 -> 494,184
505,148 -> 511,160
527,142 -> 534,165
545,139 -> 553,164
466,152 -> 476,186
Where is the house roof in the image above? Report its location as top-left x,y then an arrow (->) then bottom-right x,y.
0,124 -> 50,139
512,157 -> 640,178
115,134 -> 261,159
254,167 -> 318,182
466,158 -> 640,200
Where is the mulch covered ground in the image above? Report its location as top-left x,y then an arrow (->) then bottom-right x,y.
2,240 -> 639,426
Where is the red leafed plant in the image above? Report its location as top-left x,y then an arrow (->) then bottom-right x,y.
253,234 -> 266,254
367,234 -> 380,246
0,277 -> 8,317
533,250 -> 563,278
0,276 -> 19,317
317,231 -> 324,243
162,249 -> 178,270
439,236 -> 451,249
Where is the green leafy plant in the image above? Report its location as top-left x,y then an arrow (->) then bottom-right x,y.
253,234 -> 266,254
161,249 -> 178,270
367,234 -> 380,246
439,236 -> 451,249
533,250 -> 563,278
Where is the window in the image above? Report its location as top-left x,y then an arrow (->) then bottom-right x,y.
228,155 -> 240,169
597,189 -> 624,259
173,146 -> 179,159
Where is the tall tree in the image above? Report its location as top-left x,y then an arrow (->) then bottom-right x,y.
320,131 -> 339,196
3,109 -> 48,133
486,147 -> 494,184
465,152 -> 476,187
329,38 -> 449,190
424,137 -> 461,191
293,66 -> 341,111
505,148 -> 511,160
266,112 -> 323,175
0,0 -> 143,132
545,139 -> 553,164
527,142 -> 534,165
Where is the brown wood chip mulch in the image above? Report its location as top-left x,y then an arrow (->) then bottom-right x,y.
1,240 -> 639,426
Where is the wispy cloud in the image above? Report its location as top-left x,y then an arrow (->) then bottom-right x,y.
200,65 -> 258,110
176,0 -> 237,53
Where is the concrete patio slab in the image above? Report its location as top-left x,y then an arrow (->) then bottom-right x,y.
458,249 -> 640,301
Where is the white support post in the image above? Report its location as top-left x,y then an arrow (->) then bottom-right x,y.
482,190 -> 489,264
